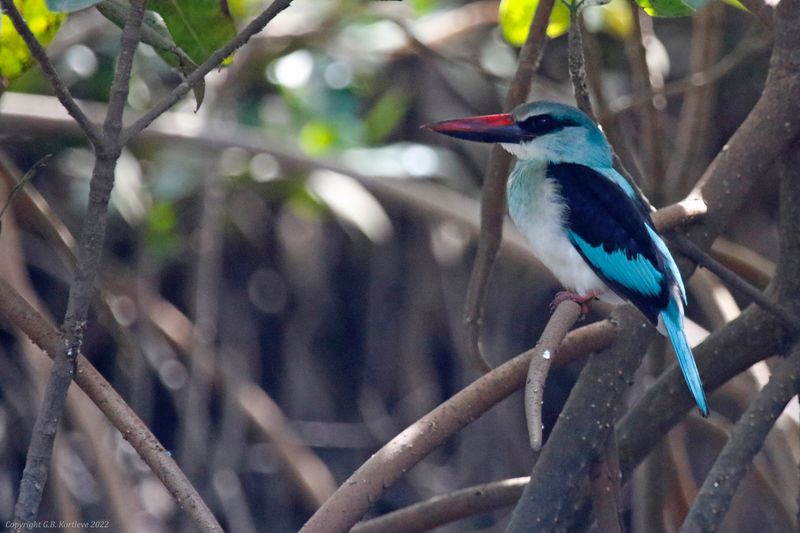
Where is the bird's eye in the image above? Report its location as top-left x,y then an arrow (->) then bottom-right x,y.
533,116 -> 552,129
520,114 -> 558,134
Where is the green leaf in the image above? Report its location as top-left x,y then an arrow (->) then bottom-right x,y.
363,89 -> 408,144
299,120 -> 338,156
0,0 -> 65,83
721,0 -> 747,10
597,0 -> 633,39
147,0 -> 236,64
46,0 -> 102,11
97,0 -> 205,109
499,0 -> 571,45
634,0 -> 695,17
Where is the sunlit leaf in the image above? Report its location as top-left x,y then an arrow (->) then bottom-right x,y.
300,120 -> 338,156
46,0 -> 102,11
363,89 -> 408,144
0,0 -> 65,84
145,201 -> 179,257
721,0 -> 747,10
598,0 -> 633,39
634,0 -> 696,17
148,0 -> 236,64
499,0 -> 571,45
97,0 -> 205,108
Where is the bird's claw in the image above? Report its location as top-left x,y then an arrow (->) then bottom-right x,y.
549,290 -> 598,318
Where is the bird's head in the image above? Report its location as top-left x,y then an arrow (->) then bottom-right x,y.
424,101 -> 613,168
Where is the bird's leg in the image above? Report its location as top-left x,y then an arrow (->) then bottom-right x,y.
550,290 -> 599,318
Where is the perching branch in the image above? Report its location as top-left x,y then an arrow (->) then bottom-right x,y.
299,315 -> 617,533
525,301 -> 582,450
463,0 -> 554,372
507,305 -> 655,531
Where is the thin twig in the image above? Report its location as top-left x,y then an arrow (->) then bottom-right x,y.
567,5 -> 593,117
351,477 -> 530,533
525,301 -> 581,450
0,278 -> 223,532
178,169 -> 226,486
665,2 -> 726,201
462,0 -> 555,372
0,0 -> 104,148
299,317 -> 617,533
625,3 -> 665,197
679,345 -> 800,533
672,234 -> 800,333
121,0 -> 294,143
607,31 -> 773,119
12,1 -> 148,523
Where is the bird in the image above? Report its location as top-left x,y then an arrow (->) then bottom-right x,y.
424,100 -> 708,416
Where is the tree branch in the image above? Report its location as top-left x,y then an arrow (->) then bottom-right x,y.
0,278 -> 223,532
12,1 -> 148,522
462,0 -> 554,372
0,0 -> 104,147
507,306 -> 655,531
299,314 -> 616,533
120,0 -> 294,144
351,477 -> 530,533
679,344 -> 800,532
525,301 -> 582,450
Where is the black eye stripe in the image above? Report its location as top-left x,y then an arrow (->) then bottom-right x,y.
518,114 -> 581,136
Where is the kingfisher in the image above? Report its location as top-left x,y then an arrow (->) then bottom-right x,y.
425,100 -> 708,416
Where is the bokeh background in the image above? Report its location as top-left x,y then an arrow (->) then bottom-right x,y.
0,0 -> 794,531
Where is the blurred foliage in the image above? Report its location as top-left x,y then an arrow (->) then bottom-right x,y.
499,0 -> 634,44
0,0 -> 791,532
148,0 -> 236,64
46,0 -> 102,11
0,0 -> 65,84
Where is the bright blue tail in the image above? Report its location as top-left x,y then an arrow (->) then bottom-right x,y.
660,299 -> 708,416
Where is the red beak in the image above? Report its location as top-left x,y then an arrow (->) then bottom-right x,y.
423,113 -> 524,144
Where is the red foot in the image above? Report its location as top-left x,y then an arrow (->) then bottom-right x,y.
549,290 -> 599,318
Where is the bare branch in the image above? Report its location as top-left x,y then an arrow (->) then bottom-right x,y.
672,234 -> 800,332
463,0 -> 555,372
679,345 -> 800,533
0,278 -> 223,532
567,7 -> 593,117
121,0 -> 294,143
590,431 -> 624,533
299,315 -> 616,533
12,1 -> 149,523
351,477 -> 530,533
607,30 -> 772,120
0,0 -> 104,147
507,305 -> 655,531
681,0 -> 800,253
525,301 -> 581,450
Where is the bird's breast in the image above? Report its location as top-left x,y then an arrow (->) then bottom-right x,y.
507,162 -> 615,299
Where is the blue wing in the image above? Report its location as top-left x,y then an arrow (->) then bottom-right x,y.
551,162 -> 707,414
549,162 -> 672,324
